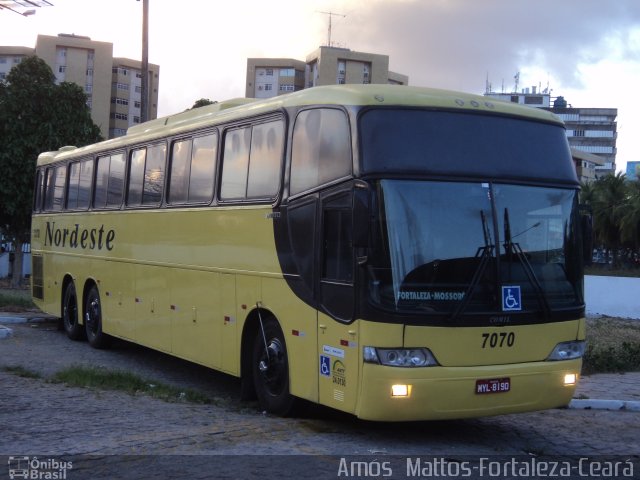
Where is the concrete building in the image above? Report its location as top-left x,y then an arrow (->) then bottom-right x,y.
245,58 -> 306,99
0,34 -> 159,139
246,46 -> 408,98
627,161 -> 640,181
485,89 -> 617,179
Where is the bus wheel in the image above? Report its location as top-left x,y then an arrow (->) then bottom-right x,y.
252,317 -> 295,415
62,281 -> 84,340
84,285 -> 111,349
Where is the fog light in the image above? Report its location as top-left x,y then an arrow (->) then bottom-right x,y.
391,384 -> 410,397
564,373 -> 577,386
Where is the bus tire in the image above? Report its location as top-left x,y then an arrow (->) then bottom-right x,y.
62,281 -> 84,340
252,317 -> 295,416
84,285 -> 111,349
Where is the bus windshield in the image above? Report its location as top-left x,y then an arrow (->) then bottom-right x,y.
368,180 -> 584,318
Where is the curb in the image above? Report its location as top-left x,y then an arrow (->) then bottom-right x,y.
0,315 -> 56,324
0,325 -> 13,339
569,399 -> 640,412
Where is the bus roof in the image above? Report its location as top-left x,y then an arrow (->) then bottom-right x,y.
37,84 -> 564,167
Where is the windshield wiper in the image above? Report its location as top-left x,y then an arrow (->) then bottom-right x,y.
503,208 -> 551,320
450,210 -> 494,321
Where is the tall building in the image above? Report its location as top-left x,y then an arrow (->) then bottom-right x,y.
246,46 -> 408,99
485,89 -> 617,180
0,34 -> 159,139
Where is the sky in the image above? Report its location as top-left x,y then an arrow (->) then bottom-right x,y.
1,0 -> 639,173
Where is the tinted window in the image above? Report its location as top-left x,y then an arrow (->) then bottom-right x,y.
128,144 -> 166,206
221,127 -> 251,199
189,134 -> 217,202
247,121 -> 284,198
67,159 -> 93,210
169,139 -> 192,204
360,109 -> 577,184
95,153 -> 125,208
44,166 -> 66,211
33,170 -> 44,212
169,133 -> 217,204
291,109 -> 351,195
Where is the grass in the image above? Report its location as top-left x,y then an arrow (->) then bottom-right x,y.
0,288 -> 36,311
583,317 -> 640,374
51,365 -> 213,404
2,365 -> 42,379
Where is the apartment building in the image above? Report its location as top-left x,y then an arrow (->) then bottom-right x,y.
0,34 -> 159,139
485,89 -> 617,180
246,46 -> 408,98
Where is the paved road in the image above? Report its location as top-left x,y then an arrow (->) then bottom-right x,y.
1,318 -> 639,479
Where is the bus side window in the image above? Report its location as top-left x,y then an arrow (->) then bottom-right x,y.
95,154 -> 125,209
67,159 -> 93,210
33,169 -> 44,212
128,144 -> 166,206
169,139 -> 193,204
290,109 -> 351,196
189,133 -> 217,202
44,165 -> 66,212
220,127 -> 251,199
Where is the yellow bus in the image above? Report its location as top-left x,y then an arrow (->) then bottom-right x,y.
31,85 -> 587,421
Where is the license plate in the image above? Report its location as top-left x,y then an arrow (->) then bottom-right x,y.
476,377 -> 511,394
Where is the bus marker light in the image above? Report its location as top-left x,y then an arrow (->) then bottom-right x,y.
564,373 -> 577,386
391,384 -> 411,397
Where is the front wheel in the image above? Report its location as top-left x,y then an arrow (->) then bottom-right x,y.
62,281 -> 84,340
252,317 -> 295,415
84,285 -> 111,349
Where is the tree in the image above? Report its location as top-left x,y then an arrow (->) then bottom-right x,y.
0,56 -> 102,287
189,98 -> 217,110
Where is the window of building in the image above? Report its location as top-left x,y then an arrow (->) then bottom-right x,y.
127,144 -> 166,206
58,66 -> 66,73
265,68 -> 274,76
85,84 -> 92,93
111,97 -> 129,106
135,86 -> 142,93
264,84 -> 273,91
0,57 -> 7,64
133,116 -> 140,124
134,101 -> 141,109
290,109 -> 351,195
279,68 -> 295,77
114,82 -> 129,91
13,57 -> 21,64
111,113 -> 128,121
524,96 -> 543,105
86,68 -> 93,76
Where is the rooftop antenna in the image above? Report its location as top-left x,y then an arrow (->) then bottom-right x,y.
318,11 -> 346,47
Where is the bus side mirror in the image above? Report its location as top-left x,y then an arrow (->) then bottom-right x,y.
353,183 -> 371,248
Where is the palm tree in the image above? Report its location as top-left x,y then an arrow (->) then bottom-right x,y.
590,173 -> 627,266
620,178 -> 640,251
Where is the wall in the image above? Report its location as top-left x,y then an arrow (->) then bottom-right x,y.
585,275 -> 640,319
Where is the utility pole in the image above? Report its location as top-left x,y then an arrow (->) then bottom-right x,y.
139,0 -> 149,122
318,11 -> 346,47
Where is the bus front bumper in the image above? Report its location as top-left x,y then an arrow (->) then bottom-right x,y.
355,360 -> 581,422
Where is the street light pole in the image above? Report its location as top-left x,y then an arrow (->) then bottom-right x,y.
140,0 -> 149,123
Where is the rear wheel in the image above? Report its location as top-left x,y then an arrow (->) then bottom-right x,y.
62,281 -> 84,340
252,317 -> 295,415
84,285 -> 111,349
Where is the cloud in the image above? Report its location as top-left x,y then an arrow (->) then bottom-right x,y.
329,0 -> 640,93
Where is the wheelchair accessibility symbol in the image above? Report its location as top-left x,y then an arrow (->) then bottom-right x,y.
502,285 -> 522,311
320,355 -> 331,377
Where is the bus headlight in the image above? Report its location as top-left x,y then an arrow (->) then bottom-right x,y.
547,341 -> 586,361
363,347 -> 439,367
